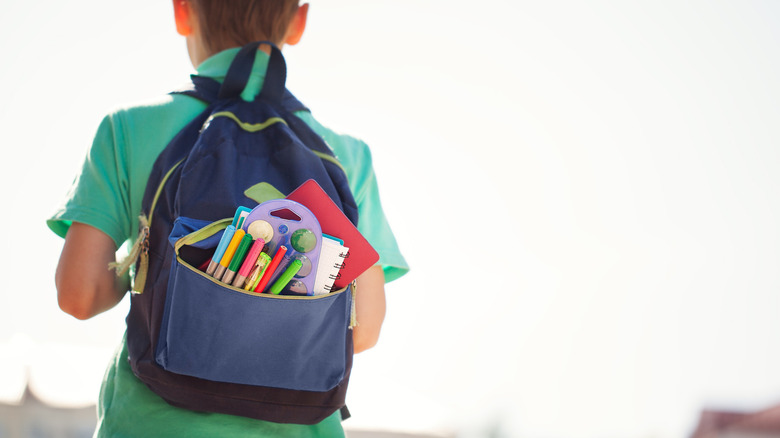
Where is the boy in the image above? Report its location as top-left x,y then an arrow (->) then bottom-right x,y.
48,1 -> 409,436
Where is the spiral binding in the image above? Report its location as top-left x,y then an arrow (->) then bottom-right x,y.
321,251 -> 351,292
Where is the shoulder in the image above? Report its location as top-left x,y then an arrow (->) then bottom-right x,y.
103,94 -> 206,139
94,93 -> 209,175
293,112 -> 369,155
293,112 -> 373,166
293,111 -> 376,201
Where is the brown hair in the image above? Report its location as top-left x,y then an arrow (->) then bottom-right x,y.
189,0 -> 300,55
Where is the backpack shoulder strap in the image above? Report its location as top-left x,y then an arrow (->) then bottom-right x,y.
171,75 -> 221,103
172,74 -> 310,114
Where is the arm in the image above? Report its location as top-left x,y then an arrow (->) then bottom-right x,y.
352,265 -> 386,353
55,222 -> 129,320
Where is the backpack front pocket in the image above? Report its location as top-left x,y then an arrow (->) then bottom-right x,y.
155,217 -> 352,392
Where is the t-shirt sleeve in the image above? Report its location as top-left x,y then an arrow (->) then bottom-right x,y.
47,113 -> 132,249
345,141 -> 410,283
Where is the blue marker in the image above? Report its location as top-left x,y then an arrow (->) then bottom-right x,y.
206,225 -> 236,276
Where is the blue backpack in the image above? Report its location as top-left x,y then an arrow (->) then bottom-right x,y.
124,41 -> 358,424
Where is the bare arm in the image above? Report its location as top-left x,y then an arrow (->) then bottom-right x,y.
55,222 -> 129,320
352,265 -> 386,353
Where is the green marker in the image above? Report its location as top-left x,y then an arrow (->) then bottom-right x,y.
268,259 -> 303,295
222,233 -> 253,285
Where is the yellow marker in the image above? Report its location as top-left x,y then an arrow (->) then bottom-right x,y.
214,229 -> 245,281
244,252 -> 272,291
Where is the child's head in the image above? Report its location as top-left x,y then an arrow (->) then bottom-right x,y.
173,0 -> 308,66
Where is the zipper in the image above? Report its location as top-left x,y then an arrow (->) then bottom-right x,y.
111,158 -> 186,294
174,219 -> 350,301
178,256 -> 349,300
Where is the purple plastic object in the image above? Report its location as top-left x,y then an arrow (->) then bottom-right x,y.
243,199 -> 322,295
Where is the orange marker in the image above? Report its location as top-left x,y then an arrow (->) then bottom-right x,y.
213,228 -> 245,280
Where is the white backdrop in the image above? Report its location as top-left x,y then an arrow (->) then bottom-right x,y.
1,1 -> 779,437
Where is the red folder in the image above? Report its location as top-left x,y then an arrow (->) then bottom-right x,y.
286,180 -> 379,289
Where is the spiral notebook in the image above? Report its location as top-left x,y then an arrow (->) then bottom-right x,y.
313,234 -> 349,295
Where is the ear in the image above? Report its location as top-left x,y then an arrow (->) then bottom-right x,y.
284,3 -> 309,46
173,0 -> 193,36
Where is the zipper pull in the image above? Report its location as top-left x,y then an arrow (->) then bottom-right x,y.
132,225 -> 151,294
349,279 -> 358,329
108,214 -> 150,294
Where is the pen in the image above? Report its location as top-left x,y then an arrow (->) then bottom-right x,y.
222,233 -> 253,285
268,259 -> 303,295
232,238 -> 265,288
206,225 -> 235,276
214,228 -> 245,280
244,252 -> 272,291
253,245 -> 288,293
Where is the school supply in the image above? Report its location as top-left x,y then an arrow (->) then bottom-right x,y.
269,259 -> 303,295
242,199 -> 323,295
286,179 -> 379,289
205,225 -> 235,276
254,245 -> 288,293
214,228 -> 246,280
123,41 -> 359,424
244,252 -> 272,291
222,233 -> 253,285
232,238 -> 265,288
232,206 -> 251,229
247,219 -> 274,243
313,234 -> 349,295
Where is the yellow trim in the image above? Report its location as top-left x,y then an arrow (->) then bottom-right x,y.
174,217 -> 348,300
208,111 -> 287,132
312,150 -> 347,174
208,112 -> 346,172
148,158 -> 185,226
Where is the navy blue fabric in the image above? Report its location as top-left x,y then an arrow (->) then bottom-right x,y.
218,42 -> 266,99
125,41 -> 357,425
157,217 -> 350,392
180,75 -> 311,114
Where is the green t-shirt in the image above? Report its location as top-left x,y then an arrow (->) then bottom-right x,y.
48,48 -> 409,437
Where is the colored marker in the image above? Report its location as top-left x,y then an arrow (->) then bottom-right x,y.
244,252 -> 272,291
233,238 -> 265,288
222,233 -> 253,285
214,228 -> 245,280
206,225 -> 236,276
254,245 -> 288,293
268,259 -> 303,295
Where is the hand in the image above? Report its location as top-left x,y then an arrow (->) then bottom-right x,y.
352,265 -> 386,353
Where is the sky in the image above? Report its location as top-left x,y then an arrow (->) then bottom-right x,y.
2,1 -> 780,437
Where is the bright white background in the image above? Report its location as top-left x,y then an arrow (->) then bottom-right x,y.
1,1 -> 780,437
